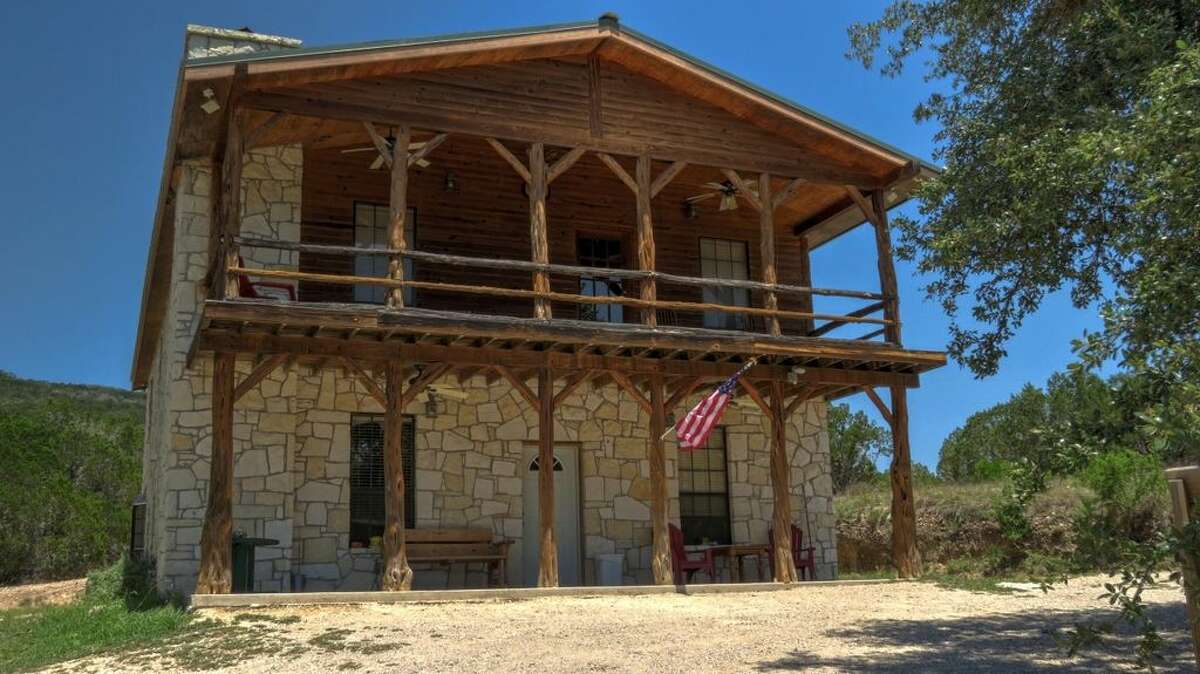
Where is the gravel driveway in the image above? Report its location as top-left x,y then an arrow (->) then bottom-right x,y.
57,576 -> 1191,673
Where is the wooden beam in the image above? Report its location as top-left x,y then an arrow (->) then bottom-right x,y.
528,142 -> 552,319
772,177 -> 807,211
387,124 -> 412,309
547,146 -> 587,184
362,122 -> 394,169
759,172 -> 780,336
232,354 -> 287,403
552,370 -> 593,408
382,361 -> 414,590
650,160 -> 688,198
872,189 -> 902,344
769,379 -> 798,583
495,365 -> 539,409
485,137 -> 531,184
244,111 -> 287,148
665,376 -> 704,410
737,378 -> 771,416
595,152 -> 637,194
610,371 -> 652,415
408,132 -> 448,168
889,386 -> 920,578
844,185 -> 880,227
587,52 -> 604,138
808,300 -> 885,338
195,352 -> 235,594
648,373 -> 673,585
862,387 -> 893,426
796,235 -> 815,335
343,357 -> 387,408
636,154 -> 657,327
537,368 -> 558,587
219,108 -> 247,300
721,169 -> 762,212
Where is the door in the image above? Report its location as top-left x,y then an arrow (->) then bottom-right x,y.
522,447 -> 581,586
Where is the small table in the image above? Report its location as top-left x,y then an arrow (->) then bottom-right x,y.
709,543 -> 771,583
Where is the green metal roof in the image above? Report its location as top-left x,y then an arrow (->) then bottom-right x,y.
185,16 -> 938,171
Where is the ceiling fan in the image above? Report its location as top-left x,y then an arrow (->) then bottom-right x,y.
341,129 -> 433,170
685,179 -> 758,212
413,384 -> 470,404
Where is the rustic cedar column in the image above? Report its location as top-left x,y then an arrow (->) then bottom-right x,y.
195,352 -> 236,594
387,125 -> 413,309
635,155 -> 657,327
758,173 -> 781,336
870,189 -> 920,578
536,368 -> 558,586
381,361 -> 414,590
768,379 -> 798,582
528,143 -> 552,319
648,373 -> 673,584
796,236 -> 815,335
219,111 -> 245,300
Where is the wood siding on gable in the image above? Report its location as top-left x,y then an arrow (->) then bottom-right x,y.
301,133 -> 812,333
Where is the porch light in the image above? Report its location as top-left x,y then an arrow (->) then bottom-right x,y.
425,393 -> 442,417
684,201 -> 699,220
444,171 -> 458,192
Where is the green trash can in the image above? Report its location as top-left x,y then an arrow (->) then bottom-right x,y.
231,534 -> 279,593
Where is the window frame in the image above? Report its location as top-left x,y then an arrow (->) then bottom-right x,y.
677,427 -> 733,546
574,233 -> 627,324
348,413 -> 416,547
352,201 -> 417,306
697,237 -> 752,330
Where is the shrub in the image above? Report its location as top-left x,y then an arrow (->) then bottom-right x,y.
1072,449 -> 1169,569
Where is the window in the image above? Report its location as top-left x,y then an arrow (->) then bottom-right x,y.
699,238 -> 750,330
678,428 -> 731,545
353,202 -> 415,305
349,414 -> 416,547
576,236 -> 625,323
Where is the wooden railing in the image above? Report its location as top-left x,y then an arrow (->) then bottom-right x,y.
231,236 -> 895,340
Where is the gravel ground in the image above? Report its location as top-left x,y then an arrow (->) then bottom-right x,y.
0,578 -> 85,610
54,576 -> 1191,673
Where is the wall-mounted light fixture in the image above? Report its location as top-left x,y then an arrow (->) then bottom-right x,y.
684,201 -> 699,220
444,171 -> 458,193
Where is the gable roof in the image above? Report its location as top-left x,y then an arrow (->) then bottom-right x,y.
131,16 -> 938,388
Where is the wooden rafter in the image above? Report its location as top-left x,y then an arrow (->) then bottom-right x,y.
547,146 -> 587,183
399,363 -> 452,409
609,371 -> 652,415
485,137 -> 531,184
595,152 -> 638,193
862,386 -> 893,426
772,177 -> 807,211
650,160 -> 688,198
844,185 -> 880,227
552,369 -> 594,407
737,378 -> 771,415
494,365 -> 539,408
665,376 -> 704,410
341,357 -> 386,407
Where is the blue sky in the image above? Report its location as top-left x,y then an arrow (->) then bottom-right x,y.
0,1 -> 1104,470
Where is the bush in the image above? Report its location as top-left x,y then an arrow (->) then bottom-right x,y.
1072,449 -> 1169,569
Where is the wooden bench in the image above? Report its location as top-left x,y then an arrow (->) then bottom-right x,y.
404,528 -> 513,587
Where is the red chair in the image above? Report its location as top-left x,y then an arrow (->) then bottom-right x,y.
236,256 -> 297,301
768,524 -> 817,581
669,524 -> 717,585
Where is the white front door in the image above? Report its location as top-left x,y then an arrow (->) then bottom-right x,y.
522,447 -> 581,586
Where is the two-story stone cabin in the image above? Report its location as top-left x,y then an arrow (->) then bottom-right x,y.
132,18 -> 944,596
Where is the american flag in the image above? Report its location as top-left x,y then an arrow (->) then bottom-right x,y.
675,359 -> 757,451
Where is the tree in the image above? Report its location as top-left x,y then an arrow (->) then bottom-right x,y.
828,403 -> 891,492
847,0 -> 1200,382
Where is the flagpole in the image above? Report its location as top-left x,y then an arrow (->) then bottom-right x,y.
662,357 -> 759,444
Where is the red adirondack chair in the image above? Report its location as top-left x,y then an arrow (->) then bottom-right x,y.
237,256 -> 297,301
669,524 -> 717,585
768,524 -> 817,581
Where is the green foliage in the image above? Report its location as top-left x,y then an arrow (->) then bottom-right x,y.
827,403 -> 891,492
1073,450 -> 1169,569
0,371 -> 144,583
849,0 -> 1200,382
0,559 -> 190,673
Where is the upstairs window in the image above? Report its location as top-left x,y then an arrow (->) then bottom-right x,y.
576,236 -> 625,323
699,237 -> 751,330
349,414 -> 416,547
353,202 -> 415,305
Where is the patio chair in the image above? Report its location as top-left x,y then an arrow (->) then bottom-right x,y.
237,256 -> 297,301
768,524 -> 817,581
669,524 -> 717,585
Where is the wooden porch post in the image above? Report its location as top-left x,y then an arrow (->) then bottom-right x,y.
196,352 -> 235,594
768,379 -> 798,583
635,155 -> 657,327
219,111 -> 245,300
536,367 -> 558,586
381,361 -> 414,590
528,143 -> 552,319
796,236 -> 814,335
648,373 -> 673,584
388,125 -> 413,309
869,189 -> 920,578
758,173 -> 781,336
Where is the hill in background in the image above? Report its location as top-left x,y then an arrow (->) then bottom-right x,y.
0,371 -> 144,584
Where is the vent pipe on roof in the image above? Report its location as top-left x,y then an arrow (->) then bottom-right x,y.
184,24 -> 302,61
598,12 -> 621,32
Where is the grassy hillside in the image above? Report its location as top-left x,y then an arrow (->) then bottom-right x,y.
0,371 -> 144,583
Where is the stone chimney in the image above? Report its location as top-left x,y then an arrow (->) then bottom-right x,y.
184,25 -> 302,61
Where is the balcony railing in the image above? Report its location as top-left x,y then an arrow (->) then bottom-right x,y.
227,236 -> 895,342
